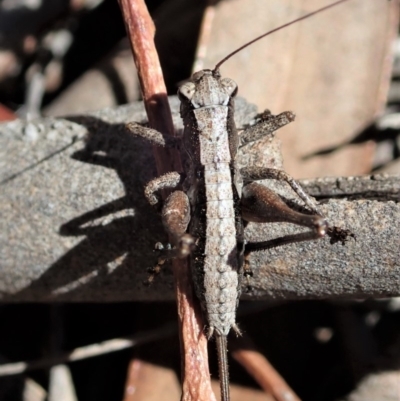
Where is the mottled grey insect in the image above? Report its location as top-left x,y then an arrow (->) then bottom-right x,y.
127,1 -> 353,400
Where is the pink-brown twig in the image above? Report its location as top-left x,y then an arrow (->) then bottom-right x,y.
231,337 -> 301,401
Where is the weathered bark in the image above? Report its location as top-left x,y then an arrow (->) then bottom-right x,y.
1,98 -> 399,302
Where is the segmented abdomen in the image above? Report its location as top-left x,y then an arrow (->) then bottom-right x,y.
202,162 -> 240,336
187,105 -> 242,337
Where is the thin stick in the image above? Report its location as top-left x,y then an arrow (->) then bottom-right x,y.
117,0 -> 179,176
117,1 -> 216,400
232,343 -> 301,401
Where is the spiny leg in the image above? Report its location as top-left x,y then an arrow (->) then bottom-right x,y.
161,190 -> 192,258
147,190 -> 193,284
241,182 -> 327,281
241,182 -> 354,278
239,110 -> 295,147
144,172 -> 192,284
240,167 -> 354,245
125,122 -> 181,148
244,228 -> 354,278
241,166 -> 322,216
144,171 -> 184,206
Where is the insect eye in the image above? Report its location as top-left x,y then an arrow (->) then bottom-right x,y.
178,82 -> 196,101
220,78 -> 238,97
191,70 -> 206,82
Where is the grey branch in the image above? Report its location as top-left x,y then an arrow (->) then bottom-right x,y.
0,97 -> 399,302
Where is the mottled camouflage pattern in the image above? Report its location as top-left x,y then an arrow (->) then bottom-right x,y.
178,69 -> 244,337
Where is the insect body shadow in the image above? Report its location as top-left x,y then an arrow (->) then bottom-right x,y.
6,116 -> 173,302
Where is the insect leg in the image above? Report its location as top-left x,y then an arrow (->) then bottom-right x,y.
144,171 -> 184,206
241,166 -> 321,216
161,190 -> 192,257
241,167 -> 354,244
147,190 -> 193,284
239,110 -> 295,147
144,172 -> 191,282
241,181 -> 327,279
242,182 -> 326,238
241,182 -> 353,267
126,122 -> 181,148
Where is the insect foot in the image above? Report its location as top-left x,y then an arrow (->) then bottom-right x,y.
327,226 -> 356,245
145,234 -> 195,286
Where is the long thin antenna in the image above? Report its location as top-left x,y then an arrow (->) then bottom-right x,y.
216,334 -> 230,401
214,0 -> 350,71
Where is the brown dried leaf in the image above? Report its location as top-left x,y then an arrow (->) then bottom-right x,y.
199,0 -> 399,178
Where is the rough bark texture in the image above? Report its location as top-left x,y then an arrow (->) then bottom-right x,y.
1,98 -> 399,302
